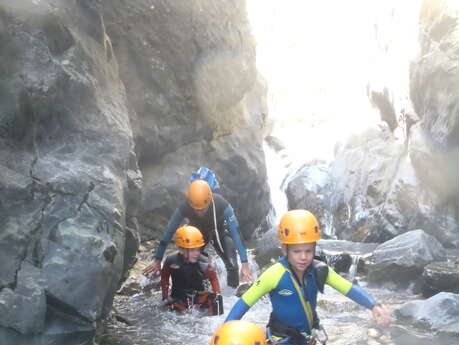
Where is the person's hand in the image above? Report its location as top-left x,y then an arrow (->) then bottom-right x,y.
143,259 -> 161,279
240,262 -> 253,284
372,304 -> 391,325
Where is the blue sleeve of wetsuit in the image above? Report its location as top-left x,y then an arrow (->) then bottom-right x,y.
326,266 -> 378,310
224,205 -> 248,262
346,285 -> 378,309
225,298 -> 250,321
154,208 -> 184,260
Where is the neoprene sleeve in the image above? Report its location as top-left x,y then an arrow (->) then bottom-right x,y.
155,208 -> 183,260
224,205 -> 248,262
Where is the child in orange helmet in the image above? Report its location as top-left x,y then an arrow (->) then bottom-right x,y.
160,225 -> 223,315
225,209 -> 391,345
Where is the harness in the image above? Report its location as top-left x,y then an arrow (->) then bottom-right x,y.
211,196 -> 224,253
267,320 -> 328,345
268,260 -> 329,345
284,266 -> 315,331
167,291 -> 224,316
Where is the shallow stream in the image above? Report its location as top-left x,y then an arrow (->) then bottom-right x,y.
99,254 -> 449,345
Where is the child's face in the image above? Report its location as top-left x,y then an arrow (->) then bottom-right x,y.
180,247 -> 201,263
284,243 -> 315,274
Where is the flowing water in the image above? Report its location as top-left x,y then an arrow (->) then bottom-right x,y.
100,253 -> 437,345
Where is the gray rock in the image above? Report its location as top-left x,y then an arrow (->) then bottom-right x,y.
365,230 -> 446,287
421,261 -> 459,298
285,163 -> 334,237
394,292 -> 459,336
0,263 -> 46,335
0,1 -> 140,344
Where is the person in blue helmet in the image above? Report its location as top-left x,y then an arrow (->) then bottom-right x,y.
225,209 -> 391,345
144,180 -> 252,288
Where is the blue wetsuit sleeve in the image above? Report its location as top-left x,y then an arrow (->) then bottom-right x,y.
225,298 -> 250,321
325,266 -> 378,309
224,205 -> 248,262
154,208 -> 183,260
346,285 -> 378,309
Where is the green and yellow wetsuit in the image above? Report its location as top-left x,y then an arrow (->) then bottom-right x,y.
225,257 -> 378,345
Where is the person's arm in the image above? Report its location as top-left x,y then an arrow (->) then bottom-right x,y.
225,262 -> 284,321
325,267 -> 377,308
155,208 -> 184,260
223,205 -> 252,283
143,208 -> 184,278
325,266 -> 391,324
223,205 -> 247,262
160,259 -> 172,300
206,262 -> 221,294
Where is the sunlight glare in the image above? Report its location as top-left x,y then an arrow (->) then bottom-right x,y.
247,0 -> 422,162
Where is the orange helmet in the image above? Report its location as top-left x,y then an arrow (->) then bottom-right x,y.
278,209 -> 321,244
209,320 -> 266,345
175,226 -> 205,248
187,180 -> 213,210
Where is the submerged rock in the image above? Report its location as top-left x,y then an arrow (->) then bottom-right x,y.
394,292 -> 459,336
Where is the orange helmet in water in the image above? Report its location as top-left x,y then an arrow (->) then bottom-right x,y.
175,226 -> 205,248
209,320 -> 267,345
187,180 -> 213,210
278,209 -> 321,244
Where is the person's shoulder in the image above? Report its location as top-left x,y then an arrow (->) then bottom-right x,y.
213,193 -> 227,203
312,259 -> 330,293
198,254 -> 214,273
164,252 -> 181,264
198,253 -> 210,264
313,258 -> 329,269
213,193 -> 233,213
249,262 -> 286,291
261,261 -> 288,278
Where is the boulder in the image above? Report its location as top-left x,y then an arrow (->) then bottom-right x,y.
421,261 -> 459,298
365,230 -> 446,288
394,292 -> 459,336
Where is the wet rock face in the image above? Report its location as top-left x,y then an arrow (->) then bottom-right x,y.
364,230 -> 446,288
284,1 -> 459,248
103,0 -> 270,241
286,163 -> 333,237
412,0 -> 459,147
0,1 -> 140,344
286,120 -> 459,248
409,0 -> 459,242
421,261 -> 459,298
1,0 -> 268,344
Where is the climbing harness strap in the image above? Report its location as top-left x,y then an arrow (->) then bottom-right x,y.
211,196 -> 224,253
284,267 -> 314,331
